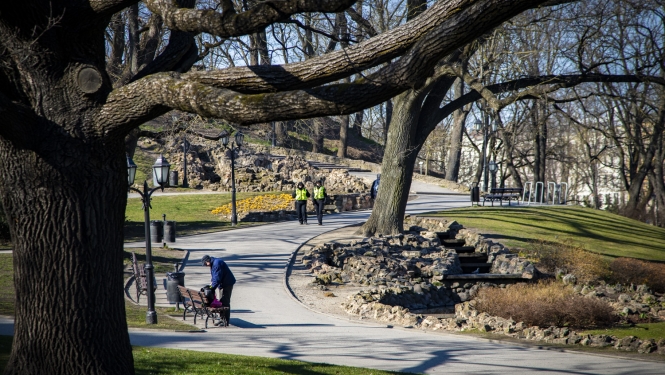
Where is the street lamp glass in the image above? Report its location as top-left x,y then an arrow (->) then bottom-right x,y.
235,131 -> 244,147
491,122 -> 498,132
488,161 -> 498,172
152,154 -> 171,186
126,154 -> 137,186
221,134 -> 230,147
474,120 -> 482,132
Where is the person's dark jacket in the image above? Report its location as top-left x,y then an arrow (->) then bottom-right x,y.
210,257 -> 236,289
370,178 -> 380,199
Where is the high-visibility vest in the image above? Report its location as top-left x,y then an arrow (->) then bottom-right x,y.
314,186 -> 326,200
295,188 -> 308,201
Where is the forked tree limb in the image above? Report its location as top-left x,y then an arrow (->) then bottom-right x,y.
145,0 -> 358,37
98,0 -> 551,138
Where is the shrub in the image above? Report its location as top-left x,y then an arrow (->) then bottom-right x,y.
211,193 -> 293,216
475,282 -> 616,328
520,239 -> 610,283
610,258 -> 665,293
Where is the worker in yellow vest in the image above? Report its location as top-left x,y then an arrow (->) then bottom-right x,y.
292,182 -> 310,224
312,180 -> 327,225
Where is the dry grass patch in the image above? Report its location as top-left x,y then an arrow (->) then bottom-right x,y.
475,282 -> 616,329
520,240 -> 611,283
610,258 -> 665,293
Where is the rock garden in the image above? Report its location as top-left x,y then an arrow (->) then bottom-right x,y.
297,216 -> 665,356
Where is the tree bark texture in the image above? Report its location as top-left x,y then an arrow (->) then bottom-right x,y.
338,115 -> 349,158
0,138 -> 133,374
360,90 -> 423,236
445,79 -> 468,182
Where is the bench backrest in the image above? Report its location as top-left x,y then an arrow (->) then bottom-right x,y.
489,187 -> 522,194
178,286 -> 207,308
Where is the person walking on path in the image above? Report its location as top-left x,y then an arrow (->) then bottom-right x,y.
292,182 -> 310,224
202,254 -> 236,326
312,180 -> 327,225
370,174 -> 380,200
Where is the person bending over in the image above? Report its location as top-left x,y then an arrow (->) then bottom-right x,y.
202,254 -> 236,326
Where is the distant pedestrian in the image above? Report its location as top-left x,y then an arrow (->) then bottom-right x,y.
202,254 -> 236,326
370,174 -> 381,200
292,182 -> 310,224
312,180 -> 327,225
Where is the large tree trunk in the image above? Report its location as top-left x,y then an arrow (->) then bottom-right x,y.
360,90 -> 422,236
312,118 -> 325,153
338,115 -> 349,158
444,79 -> 468,182
0,137 -> 134,374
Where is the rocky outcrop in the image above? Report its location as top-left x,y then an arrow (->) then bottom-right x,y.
302,232 -> 464,289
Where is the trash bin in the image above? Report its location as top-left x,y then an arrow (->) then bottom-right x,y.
470,185 -> 480,206
150,220 -> 163,243
169,171 -> 178,187
164,221 -> 176,243
166,263 -> 185,304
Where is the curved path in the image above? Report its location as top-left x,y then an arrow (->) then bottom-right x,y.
125,181 -> 661,374
0,181 -> 661,373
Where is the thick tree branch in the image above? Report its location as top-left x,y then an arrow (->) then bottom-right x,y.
98,0 -> 553,138
145,0 -> 357,37
89,0 -> 139,15
156,0 -> 482,94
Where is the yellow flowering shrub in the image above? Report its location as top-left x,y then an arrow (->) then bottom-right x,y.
211,194 -> 293,215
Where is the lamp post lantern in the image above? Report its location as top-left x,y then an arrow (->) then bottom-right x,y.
488,161 -> 498,190
127,153 -> 171,324
221,131 -> 244,226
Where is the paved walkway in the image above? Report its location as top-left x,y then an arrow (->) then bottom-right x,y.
123,181 -> 662,374
1,180 -> 662,373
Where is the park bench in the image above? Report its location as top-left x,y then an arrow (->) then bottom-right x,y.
482,187 -> 523,206
131,252 -> 157,303
177,285 -> 229,328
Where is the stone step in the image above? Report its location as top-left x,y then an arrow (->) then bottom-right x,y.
435,231 -> 453,240
460,263 -> 492,273
441,273 -> 525,280
458,254 -> 489,263
447,246 -> 476,253
441,239 -> 466,246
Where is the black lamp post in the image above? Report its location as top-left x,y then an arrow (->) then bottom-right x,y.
488,161 -> 498,190
127,153 -> 171,324
221,131 -> 244,226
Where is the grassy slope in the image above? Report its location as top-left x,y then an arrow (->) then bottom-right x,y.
583,322 -> 665,341
0,335 -> 409,374
427,206 -> 665,262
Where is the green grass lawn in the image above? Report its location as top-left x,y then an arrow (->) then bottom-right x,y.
124,192 -> 279,241
0,255 -> 13,316
583,322 -> 665,341
124,302 -> 196,331
0,253 -> 198,331
426,206 -> 665,262
0,335 -> 409,374
124,247 -> 187,274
